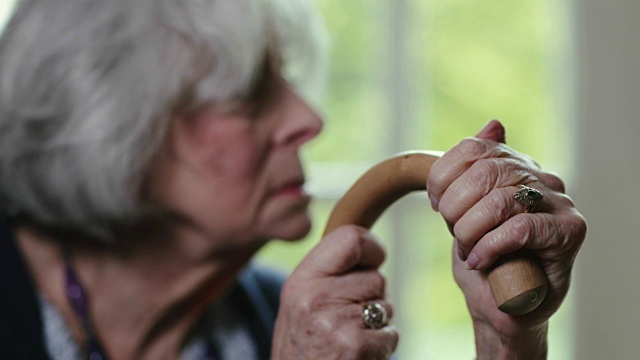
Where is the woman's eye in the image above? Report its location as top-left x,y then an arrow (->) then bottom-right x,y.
244,57 -> 285,117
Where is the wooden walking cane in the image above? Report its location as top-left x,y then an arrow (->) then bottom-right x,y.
322,151 -> 548,315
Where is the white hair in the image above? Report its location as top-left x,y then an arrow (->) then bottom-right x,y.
0,0 -> 327,238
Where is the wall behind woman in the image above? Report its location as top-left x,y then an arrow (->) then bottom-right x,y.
572,1 -> 640,358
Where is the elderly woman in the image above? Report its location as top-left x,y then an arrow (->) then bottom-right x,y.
0,0 -> 585,359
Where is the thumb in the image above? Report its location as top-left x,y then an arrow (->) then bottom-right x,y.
475,119 -> 506,144
296,226 -> 386,278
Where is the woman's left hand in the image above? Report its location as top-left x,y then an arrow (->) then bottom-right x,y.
271,225 -> 398,360
426,120 -> 587,359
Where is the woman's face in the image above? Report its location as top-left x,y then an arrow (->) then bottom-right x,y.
149,76 -> 323,251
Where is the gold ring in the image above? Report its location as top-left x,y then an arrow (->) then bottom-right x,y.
513,185 -> 543,213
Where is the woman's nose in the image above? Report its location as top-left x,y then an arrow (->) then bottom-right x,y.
272,86 -> 324,148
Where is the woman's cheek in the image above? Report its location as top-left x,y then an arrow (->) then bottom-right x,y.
194,118 -> 261,177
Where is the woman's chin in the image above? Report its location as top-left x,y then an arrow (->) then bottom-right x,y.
267,214 -> 313,241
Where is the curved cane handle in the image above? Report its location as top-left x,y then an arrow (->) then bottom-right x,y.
323,151 -> 547,315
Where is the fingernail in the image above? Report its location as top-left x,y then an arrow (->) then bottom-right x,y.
465,253 -> 479,270
429,194 -> 439,211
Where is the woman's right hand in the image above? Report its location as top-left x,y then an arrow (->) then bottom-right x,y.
271,225 -> 398,360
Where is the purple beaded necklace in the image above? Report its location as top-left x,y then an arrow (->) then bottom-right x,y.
62,250 -> 219,360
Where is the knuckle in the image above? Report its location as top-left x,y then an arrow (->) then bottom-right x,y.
372,272 -> 386,293
362,270 -> 382,287
555,192 -> 577,208
339,225 -> 365,245
337,226 -> 366,260
541,172 -> 566,193
467,159 -> 498,190
438,201 -> 457,224
357,271 -> 386,299
295,294 -> 314,314
280,280 -> 328,315
301,295 -> 333,321
427,160 -> 447,188
457,137 -> 488,157
568,212 -> 588,241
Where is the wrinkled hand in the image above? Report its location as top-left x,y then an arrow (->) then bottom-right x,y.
271,225 -> 398,360
427,120 -> 586,358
